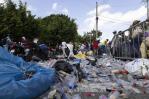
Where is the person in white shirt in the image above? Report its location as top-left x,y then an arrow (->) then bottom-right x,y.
61,42 -> 67,57
66,42 -> 74,59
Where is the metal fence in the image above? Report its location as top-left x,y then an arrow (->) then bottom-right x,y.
111,20 -> 149,60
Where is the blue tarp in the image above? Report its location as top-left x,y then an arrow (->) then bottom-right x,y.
0,47 -> 56,99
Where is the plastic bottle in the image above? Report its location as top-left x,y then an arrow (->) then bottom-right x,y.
109,91 -> 120,99
65,75 -> 77,89
72,94 -> 81,99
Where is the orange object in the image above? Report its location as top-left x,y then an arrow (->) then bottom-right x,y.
112,70 -> 129,74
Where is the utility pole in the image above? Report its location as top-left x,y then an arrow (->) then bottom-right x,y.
87,32 -> 92,46
146,0 -> 149,19
96,2 -> 99,39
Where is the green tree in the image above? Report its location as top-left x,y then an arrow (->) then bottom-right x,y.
15,1 -> 39,40
0,0 -> 39,41
82,29 -> 102,43
0,3 -> 5,39
0,0 -> 17,38
40,14 -> 78,46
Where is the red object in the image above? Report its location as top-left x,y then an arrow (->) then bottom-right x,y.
113,70 -> 129,74
83,92 -> 95,96
119,70 -> 129,74
92,40 -> 99,49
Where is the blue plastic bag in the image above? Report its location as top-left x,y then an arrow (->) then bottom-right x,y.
0,47 -> 56,99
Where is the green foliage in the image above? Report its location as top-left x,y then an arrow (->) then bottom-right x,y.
39,14 -> 78,46
0,0 -> 39,41
82,29 -> 102,43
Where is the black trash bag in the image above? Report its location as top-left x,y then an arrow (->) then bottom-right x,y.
53,61 -> 73,74
73,63 -> 85,82
86,58 -> 97,66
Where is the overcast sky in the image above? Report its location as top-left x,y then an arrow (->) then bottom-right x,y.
0,0 -> 147,40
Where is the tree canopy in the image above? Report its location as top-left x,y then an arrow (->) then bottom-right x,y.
39,14 -> 78,46
0,0 -> 39,41
82,29 -> 102,43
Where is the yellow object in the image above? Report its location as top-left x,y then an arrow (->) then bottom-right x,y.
100,39 -> 107,45
74,53 -> 86,59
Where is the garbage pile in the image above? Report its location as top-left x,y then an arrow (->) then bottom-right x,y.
1,45 -> 149,99
38,56 -> 149,99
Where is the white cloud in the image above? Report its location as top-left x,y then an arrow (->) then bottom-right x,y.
27,5 -> 37,12
87,4 -> 111,16
50,3 -> 69,15
79,4 -> 147,40
52,3 -> 58,10
62,8 -> 69,15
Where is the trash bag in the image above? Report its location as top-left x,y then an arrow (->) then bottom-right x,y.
0,47 -> 56,99
86,56 -> 97,66
53,60 -> 73,74
125,59 -> 149,76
